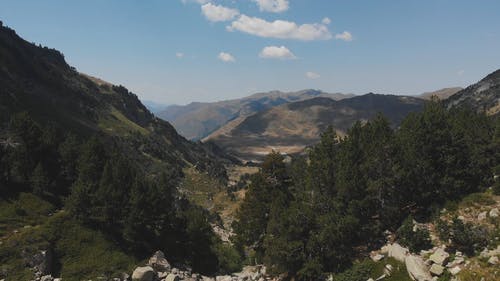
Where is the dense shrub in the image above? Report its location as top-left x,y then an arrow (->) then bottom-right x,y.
396,216 -> 432,253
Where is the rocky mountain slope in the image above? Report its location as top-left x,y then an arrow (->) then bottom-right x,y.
0,21 -> 228,178
446,69 -> 500,116
157,90 -> 353,140
419,87 -> 463,100
205,93 -> 425,161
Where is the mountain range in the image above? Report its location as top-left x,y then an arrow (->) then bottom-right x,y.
156,90 -> 353,140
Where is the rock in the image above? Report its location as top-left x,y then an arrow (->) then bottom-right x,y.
375,274 -> 386,281
429,248 -> 449,265
131,266 -> 155,281
446,257 -> 464,268
158,272 -> 169,279
430,264 -> 444,276
40,276 -> 53,281
457,216 -> 465,221
148,250 -> 171,272
448,266 -> 461,275
477,211 -> 487,221
488,256 -> 499,265
367,279 -> 375,281
388,243 -> 409,262
405,255 -> 432,281
201,276 -> 215,281
165,274 -> 180,281
384,264 -> 393,276
490,208 -> 499,218
455,251 -> 462,257
215,276 -> 232,281
371,253 -> 385,262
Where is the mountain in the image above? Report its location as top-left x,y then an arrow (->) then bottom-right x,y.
0,21 -> 228,178
157,90 -> 353,140
142,100 -> 169,114
446,69 -> 500,116
419,87 -> 463,100
205,94 -> 425,162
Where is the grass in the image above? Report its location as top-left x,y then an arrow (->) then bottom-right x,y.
0,194 -> 137,281
98,106 -> 149,137
180,167 -> 243,227
331,257 -> 411,281
459,192 -> 496,208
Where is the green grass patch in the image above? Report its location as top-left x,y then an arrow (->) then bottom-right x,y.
460,193 -> 496,207
331,257 -> 411,281
98,107 -> 149,136
0,196 -> 137,281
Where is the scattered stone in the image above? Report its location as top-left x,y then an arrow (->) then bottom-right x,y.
477,211 -> 487,221
40,275 -> 53,281
165,273 -> 180,281
448,266 -> 461,276
446,257 -> 464,268
430,264 -> 444,276
375,274 -> 386,281
488,256 -> 499,265
457,216 -> 465,221
215,276 -> 232,281
405,255 -> 432,281
490,208 -> 499,218
131,266 -> 155,281
455,251 -> 462,257
148,250 -> 171,272
429,248 -> 449,265
388,243 -> 409,263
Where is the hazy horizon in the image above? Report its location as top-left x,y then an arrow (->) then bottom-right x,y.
1,0 -> 499,105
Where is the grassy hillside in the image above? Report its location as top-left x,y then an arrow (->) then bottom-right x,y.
157,90 -> 353,140
207,93 -> 425,162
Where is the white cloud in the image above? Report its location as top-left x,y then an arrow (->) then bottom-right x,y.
306,71 -> 321,79
202,3 -> 240,22
176,52 -> 184,58
457,70 -> 465,76
218,52 -> 236,62
227,15 -> 332,41
335,31 -> 353,41
253,0 -> 289,13
259,46 -> 296,60
322,17 -> 331,25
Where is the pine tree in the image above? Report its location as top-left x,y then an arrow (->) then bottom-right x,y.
31,162 -> 49,196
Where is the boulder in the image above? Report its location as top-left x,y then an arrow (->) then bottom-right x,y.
40,275 -> 54,281
165,274 -> 180,281
148,250 -> 171,272
488,256 -> 499,265
448,266 -> 461,275
388,243 -> 409,262
215,276 -> 232,281
490,208 -> 499,218
384,264 -> 393,276
405,255 -> 432,281
429,248 -> 449,265
132,266 -> 155,281
371,253 -> 385,262
477,211 -> 487,221
429,264 -> 444,276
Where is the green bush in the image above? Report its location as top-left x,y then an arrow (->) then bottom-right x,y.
449,218 -> 488,256
396,216 -> 432,253
332,260 -> 374,281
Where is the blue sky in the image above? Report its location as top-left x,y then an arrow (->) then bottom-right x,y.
1,0 -> 499,105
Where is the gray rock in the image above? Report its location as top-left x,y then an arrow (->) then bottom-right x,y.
371,253 -> 385,262
488,256 -> 499,265
165,274 -> 180,281
40,276 -> 53,281
429,248 -> 449,265
215,276 -> 232,281
429,264 -> 444,276
478,211 -> 487,221
448,266 -> 461,276
148,250 -> 171,272
388,243 -> 409,262
405,255 -> 432,281
490,208 -> 499,218
131,266 -> 155,281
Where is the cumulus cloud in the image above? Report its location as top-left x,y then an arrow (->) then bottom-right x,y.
306,71 -> 321,79
253,0 -> 289,13
227,15 -> 332,41
259,46 -> 296,60
176,52 -> 184,58
218,52 -> 236,62
202,3 -> 240,22
335,31 -> 353,41
322,17 -> 331,25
